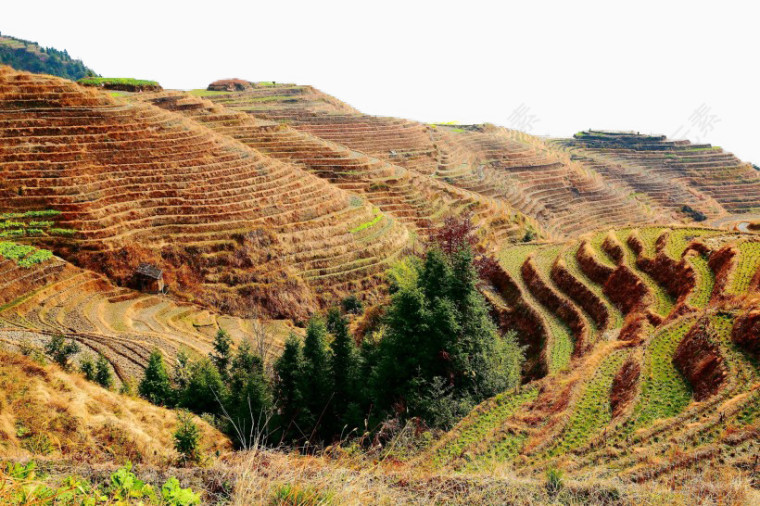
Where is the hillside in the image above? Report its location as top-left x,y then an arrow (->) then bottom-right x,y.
3,65 -> 760,504
0,34 -> 95,81
428,225 -> 760,488
0,349 -> 228,465
0,66 -> 411,319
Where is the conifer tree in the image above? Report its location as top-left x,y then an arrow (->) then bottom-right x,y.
211,329 -> 233,379
95,354 -> 113,389
139,349 -> 173,406
328,308 -> 360,436
274,334 -> 305,443
300,317 -> 333,440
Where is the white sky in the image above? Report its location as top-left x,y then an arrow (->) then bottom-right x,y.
3,0 -> 758,164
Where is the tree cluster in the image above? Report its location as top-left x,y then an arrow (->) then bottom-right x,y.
136,220 -> 523,449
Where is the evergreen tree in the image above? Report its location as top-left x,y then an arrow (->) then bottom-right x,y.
226,341 -> 273,448
327,308 -> 360,437
179,357 -> 226,415
300,317 -> 333,441
173,349 -> 191,391
139,349 -> 173,406
211,329 -> 233,379
374,243 -> 523,428
274,334 -> 305,444
45,335 -> 80,371
80,354 -> 96,381
95,354 -> 113,389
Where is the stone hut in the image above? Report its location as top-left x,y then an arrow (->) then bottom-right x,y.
135,263 -> 164,293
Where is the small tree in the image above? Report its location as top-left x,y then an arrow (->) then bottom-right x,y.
174,410 -> 201,464
211,329 -> 233,379
80,354 -> 96,381
95,354 -> 113,389
173,349 -> 192,391
44,335 -> 80,370
139,349 -> 173,406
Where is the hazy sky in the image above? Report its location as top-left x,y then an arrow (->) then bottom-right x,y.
4,0 -> 757,164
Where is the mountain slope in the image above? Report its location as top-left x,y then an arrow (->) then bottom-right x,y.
0,66 -> 410,318
0,34 -> 95,81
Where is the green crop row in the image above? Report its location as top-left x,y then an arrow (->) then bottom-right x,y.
350,213 -> 384,234
0,210 -> 61,220
727,241 -> 760,295
0,242 -> 54,268
685,253 -> 714,309
563,243 -> 623,330
589,231 -> 617,267
664,228 -> 722,260
499,245 -> 573,373
616,231 -> 674,318
434,387 -> 538,466
547,349 -> 626,456
635,227 -> 668,258
627,318 -> 695,433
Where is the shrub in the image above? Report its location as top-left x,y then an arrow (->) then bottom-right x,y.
341,295 -> 364,315
44,335 -> 80,370
546,467 -> 564,496
95,354 -> 113,389
174,410 -> 201,464
80,353 -> 96,381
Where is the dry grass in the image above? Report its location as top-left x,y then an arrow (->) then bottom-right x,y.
0,350 -> 230,465
209,448 -> 758,505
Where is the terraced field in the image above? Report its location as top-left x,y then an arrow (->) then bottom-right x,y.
134,91 -> 528,249
198,87 -> 727,240
0,257 -> 295,383
434,226 -> 760,486
0,66 -> 412,319
556,130 -> 760,218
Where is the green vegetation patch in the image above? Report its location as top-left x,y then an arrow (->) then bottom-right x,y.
727,241 -> 760,295
0,241 -> 54,268
685,253 -> 714,308
548,350 -> 626,456
628,318 -> 694,434
350,213 -> 384,234
664,228 -> 722,260
498,244 -> 573,373
434,387 -> 538,467
78,77 -> 159,87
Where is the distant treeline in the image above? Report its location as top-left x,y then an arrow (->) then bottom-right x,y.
0,33 -> 97,81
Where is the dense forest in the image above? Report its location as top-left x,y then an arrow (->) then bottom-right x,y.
0,33 -> 96,80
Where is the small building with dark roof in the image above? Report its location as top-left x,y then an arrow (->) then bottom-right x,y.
134,263 -> 164,293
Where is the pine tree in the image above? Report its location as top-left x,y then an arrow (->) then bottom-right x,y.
180,357 -> 226,415
139,349 -> 173,406
274,334 -> 305,443
300,317 -> 333,441
211,329 -> 233,378
226,341 -> 273,448
95,354 -> 113,389
328,308 -> 360,436
80,354 -> 96,381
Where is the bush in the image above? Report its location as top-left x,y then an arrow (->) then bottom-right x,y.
174,410 -> 201,464
95,354 -> 113,389
546,467 -> 564,496
80,354 -> 96,381
44,335 -> 80,370
341,295 -> 364,315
